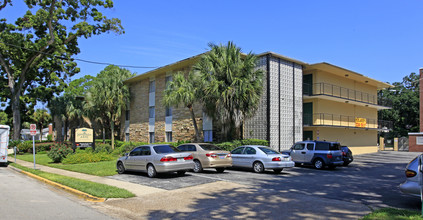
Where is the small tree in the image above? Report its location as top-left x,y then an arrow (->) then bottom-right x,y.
194,42 -> 263,141
32,109 -> 51,141
163,71 -> 203,141
85,65 -> 134,149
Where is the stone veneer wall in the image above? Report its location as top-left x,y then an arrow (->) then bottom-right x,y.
126,69 -> 204,143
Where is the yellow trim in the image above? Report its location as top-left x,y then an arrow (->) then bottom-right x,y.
20,170 -> 106,202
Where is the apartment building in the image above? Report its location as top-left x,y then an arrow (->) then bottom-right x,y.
122,52 -> 392,154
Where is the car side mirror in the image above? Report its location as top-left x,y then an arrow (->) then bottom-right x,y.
125,153 -> 129,157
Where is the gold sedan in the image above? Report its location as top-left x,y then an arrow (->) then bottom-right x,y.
177,143 -> 232,173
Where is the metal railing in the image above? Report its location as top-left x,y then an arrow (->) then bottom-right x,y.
303,82 -> 392,107
303,113 -> 379,129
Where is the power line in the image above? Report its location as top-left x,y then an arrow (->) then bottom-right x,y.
0,41 -> 158,69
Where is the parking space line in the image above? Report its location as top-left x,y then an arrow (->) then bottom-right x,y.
189,173 -> 229,182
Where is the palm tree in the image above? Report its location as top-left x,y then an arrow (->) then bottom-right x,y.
32,109 -> 52,141
194,41 -> 263,140
85,65 -> 134,149
163,71 -> 202,141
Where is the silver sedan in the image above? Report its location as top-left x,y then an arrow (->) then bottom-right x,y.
116,144 -> 195,178
399,155 -> 421,196
230,145 -> 295,173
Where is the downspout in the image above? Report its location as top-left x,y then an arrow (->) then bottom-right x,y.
293,62 -> 296,145
278,58 -> 281,152
266,54 -> 271,143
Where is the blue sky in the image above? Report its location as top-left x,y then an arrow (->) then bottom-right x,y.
3,0 -> 423,85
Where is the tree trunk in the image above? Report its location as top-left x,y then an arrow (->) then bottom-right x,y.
39,125 -> 43,141
11,92 -> 21,140
188,105 -> 200,142
111,121 -> 115,150
102,127 -> 106,144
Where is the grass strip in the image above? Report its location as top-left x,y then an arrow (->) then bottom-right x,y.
16,154 -> 117,176
362,208 -> 422,220
10,163 -> 135,198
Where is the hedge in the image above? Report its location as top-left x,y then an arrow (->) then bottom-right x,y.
216,139 -> 269,152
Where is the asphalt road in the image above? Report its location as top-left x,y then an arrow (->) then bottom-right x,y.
0,167 -> 116,220
109,151 -> 421,211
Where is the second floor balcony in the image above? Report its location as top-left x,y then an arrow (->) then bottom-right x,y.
303,113 -> 393,131
303,82 -> 392,110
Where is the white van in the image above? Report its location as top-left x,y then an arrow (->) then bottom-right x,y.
0,125 -> 10,167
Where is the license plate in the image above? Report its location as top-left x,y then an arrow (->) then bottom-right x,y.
177,158 -> 184,162
219,156 -> 225,159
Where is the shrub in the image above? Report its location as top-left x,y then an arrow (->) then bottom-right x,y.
62,152 -> 115,164
114,142 -> 146,156
215,139 -> 269,151
9,140 -> 21,149
47,143 -> 73,163
17,141 -> 33,153
241,139 -> 269,146
47,134 -> 52,142
94,143 -> 113,154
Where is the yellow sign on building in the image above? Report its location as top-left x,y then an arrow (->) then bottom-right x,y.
355,118 -> 367,128
75,128 -> 93,143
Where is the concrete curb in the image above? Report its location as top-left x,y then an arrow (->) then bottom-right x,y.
8,165 -> 106,202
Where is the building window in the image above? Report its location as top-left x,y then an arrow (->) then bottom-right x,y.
204,130 -> 213,142
165,107 -> 172,117
125,133 -> 130,142
125,110 -> 130,121
165,75 -> 172,89
149,80 -> 155,93
149,106 -> 155,119
149,132 -> 155,143
166,132 -> 172,142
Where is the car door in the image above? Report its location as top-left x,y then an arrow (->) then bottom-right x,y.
126,147 -> 142,170
304,143 -> 315,162
291,143 -> 306,162
230,147 -> 245,167
242,147 -> 257,167
138,146 -> 151,171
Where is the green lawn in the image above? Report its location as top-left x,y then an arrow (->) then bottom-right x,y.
362,208 -> 423,220
16,154 -> 118,176
10,163 -> 134,198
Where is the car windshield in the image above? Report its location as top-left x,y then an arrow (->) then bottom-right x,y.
259,147 -> 279,154
153,145 -> 179,154
199,144 -> 221,151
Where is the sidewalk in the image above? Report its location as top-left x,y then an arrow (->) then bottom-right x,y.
11,158 -> 166,197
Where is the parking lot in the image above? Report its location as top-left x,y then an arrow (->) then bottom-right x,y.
108,151 -> 422,211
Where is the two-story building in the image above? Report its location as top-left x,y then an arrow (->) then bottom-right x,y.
122,52 -> 392,155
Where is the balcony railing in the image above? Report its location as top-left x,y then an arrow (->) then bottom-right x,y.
303,82 -> 392,107
303,113 -> 380,129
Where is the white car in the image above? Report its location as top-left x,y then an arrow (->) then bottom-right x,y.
230,145 -> 294,173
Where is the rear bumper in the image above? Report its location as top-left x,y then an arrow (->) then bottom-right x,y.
201,158 -> 232,168
154,161 -> 195,173
400,180 -> 420,197
263,161 -> 295,169
327,161 -> 344,166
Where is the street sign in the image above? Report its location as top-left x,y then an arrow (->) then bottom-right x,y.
30,124 -> 36,136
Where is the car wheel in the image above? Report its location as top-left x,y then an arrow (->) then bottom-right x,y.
117,162 -> 125,174
177,170 -> 186,176
147,164 -> 157,178
313,158 -> 325,169
193,160 -> 203,173
343,162 -> 350,166
294,162 -> 301,167
273,169 -> 283,174
216,168 -> 225,173
253,161 -> 264,173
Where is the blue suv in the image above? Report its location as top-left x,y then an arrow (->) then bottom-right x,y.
288,141 -> 343,169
